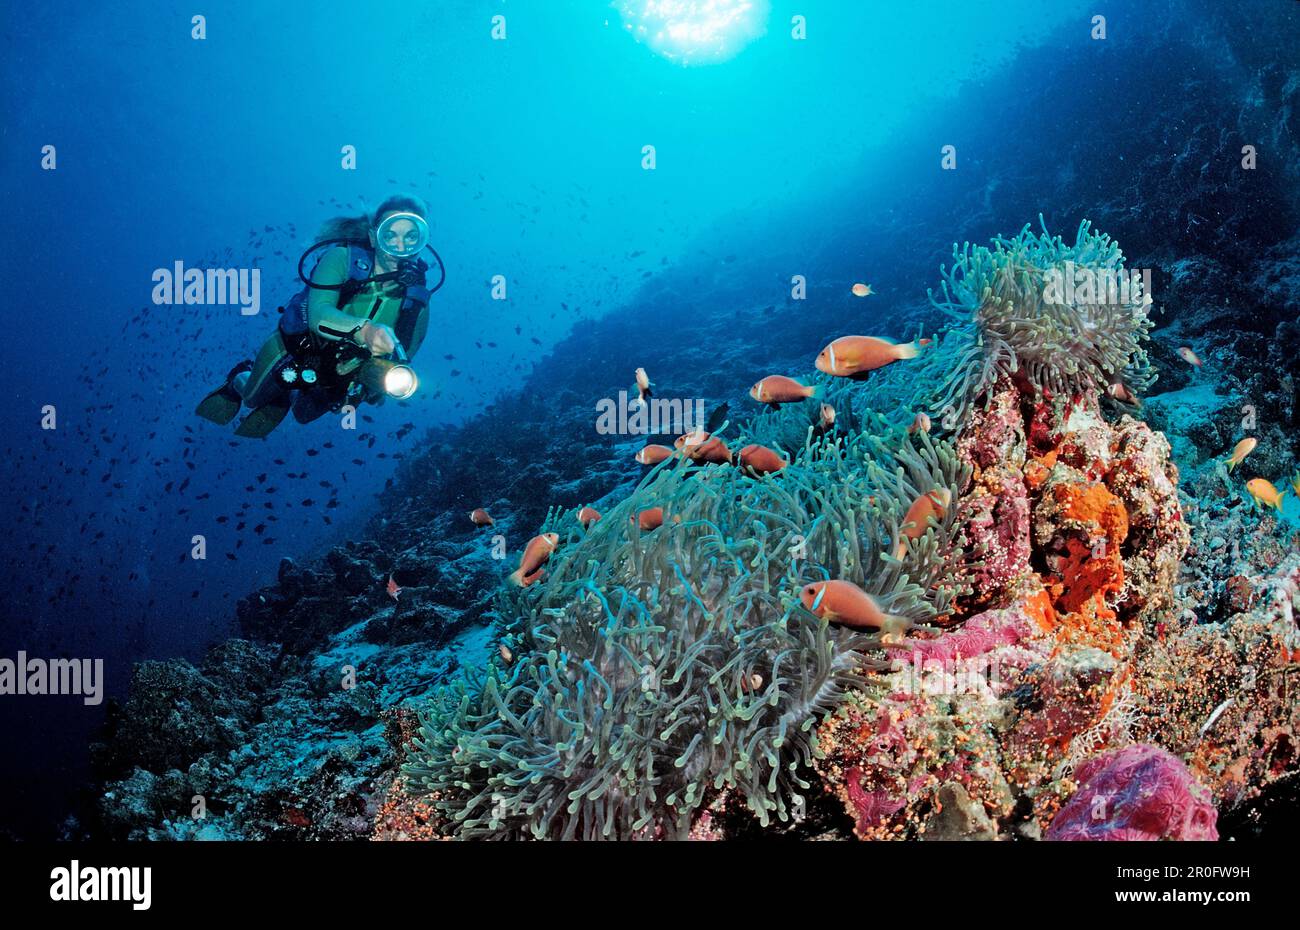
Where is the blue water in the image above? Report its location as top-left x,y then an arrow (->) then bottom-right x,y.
0,0 -> 1295,838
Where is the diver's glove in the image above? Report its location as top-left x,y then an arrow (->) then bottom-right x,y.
354,321 -> 397,357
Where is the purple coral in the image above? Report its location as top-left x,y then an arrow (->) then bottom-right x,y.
1046,744 -> 1218,841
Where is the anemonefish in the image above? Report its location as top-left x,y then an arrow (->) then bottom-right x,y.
1107,382 -> 1142,407
469,508 -> 494,527
894,488 -> 953,559
738,444 -> 788,475
1178,346 -> 1203,367
577,506 -> 602,528
851,283 -> 873,297
749,375 -> 822,406
635,444 -> 675,466
1225,438 -> 1256,473
508,532 -> 559,586
818,403 -> 836,431
675,431 -> 732,464
386,576 -> 402,601
908,412 -> 931,434
816,336 -> 920,379
799,579 -> 912,635
631,506 -> 681,531
1246,478 -> 1286,510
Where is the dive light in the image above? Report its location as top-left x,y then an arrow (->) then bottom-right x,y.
358,345 -> 419,400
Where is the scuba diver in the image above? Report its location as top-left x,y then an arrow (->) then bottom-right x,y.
196,194 -> 444,438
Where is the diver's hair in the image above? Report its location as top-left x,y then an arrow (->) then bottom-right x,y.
315,214 -> 370,242
315,194 -> 430,243
371,194 -> 429,225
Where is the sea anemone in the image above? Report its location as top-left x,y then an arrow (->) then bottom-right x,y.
403,427 -> 969,839
924,217 -> 1155,430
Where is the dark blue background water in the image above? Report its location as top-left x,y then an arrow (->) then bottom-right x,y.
2,0 -> 1296,838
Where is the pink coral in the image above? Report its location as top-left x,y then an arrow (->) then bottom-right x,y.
889,602 -> 1042,668
1045,744 -> 1218,841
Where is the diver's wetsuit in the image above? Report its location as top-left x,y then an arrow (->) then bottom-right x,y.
240,246 -> 429,422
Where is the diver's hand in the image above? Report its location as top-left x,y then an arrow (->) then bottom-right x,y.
355,322 -> 397,356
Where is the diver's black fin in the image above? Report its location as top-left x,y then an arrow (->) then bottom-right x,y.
234,400 -> 291,439
196,360 -> 254,426
195,386 -> 242,425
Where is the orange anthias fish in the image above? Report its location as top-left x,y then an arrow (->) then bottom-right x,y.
1246,478 -> 1286,510
738,444 -> 788,475
894,488 -> 953,559
386,576 -> 402,601
1178,346 -> 1203,367
851,283 -> 873,297
799,579 -> 911,635
815,335 -> 919,379
1225,437 -> 1256,472
577,506 -> 602,528
634,367 -> 654,406
509,532 -> 559,586
469,508 -> 494,527
635,444 -> 675,466
749,375 -> 822,406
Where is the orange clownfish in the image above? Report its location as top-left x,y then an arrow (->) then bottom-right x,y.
894,488 -> 953,560
815,336 -> 919,379
632,506 -> 681,531
1107,382 -> 1142,407
469,508 -> 494,527
509,532 -> 559,587
635,444 -> 675,466
799,579 -> 912,635
749,375 -> 822,406
675,431 -> 732,464
577,506 -> 602,528
908,412 -> 931,434
738,444 -> 788,475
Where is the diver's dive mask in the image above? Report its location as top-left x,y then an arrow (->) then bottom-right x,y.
374,212 -> 430,260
